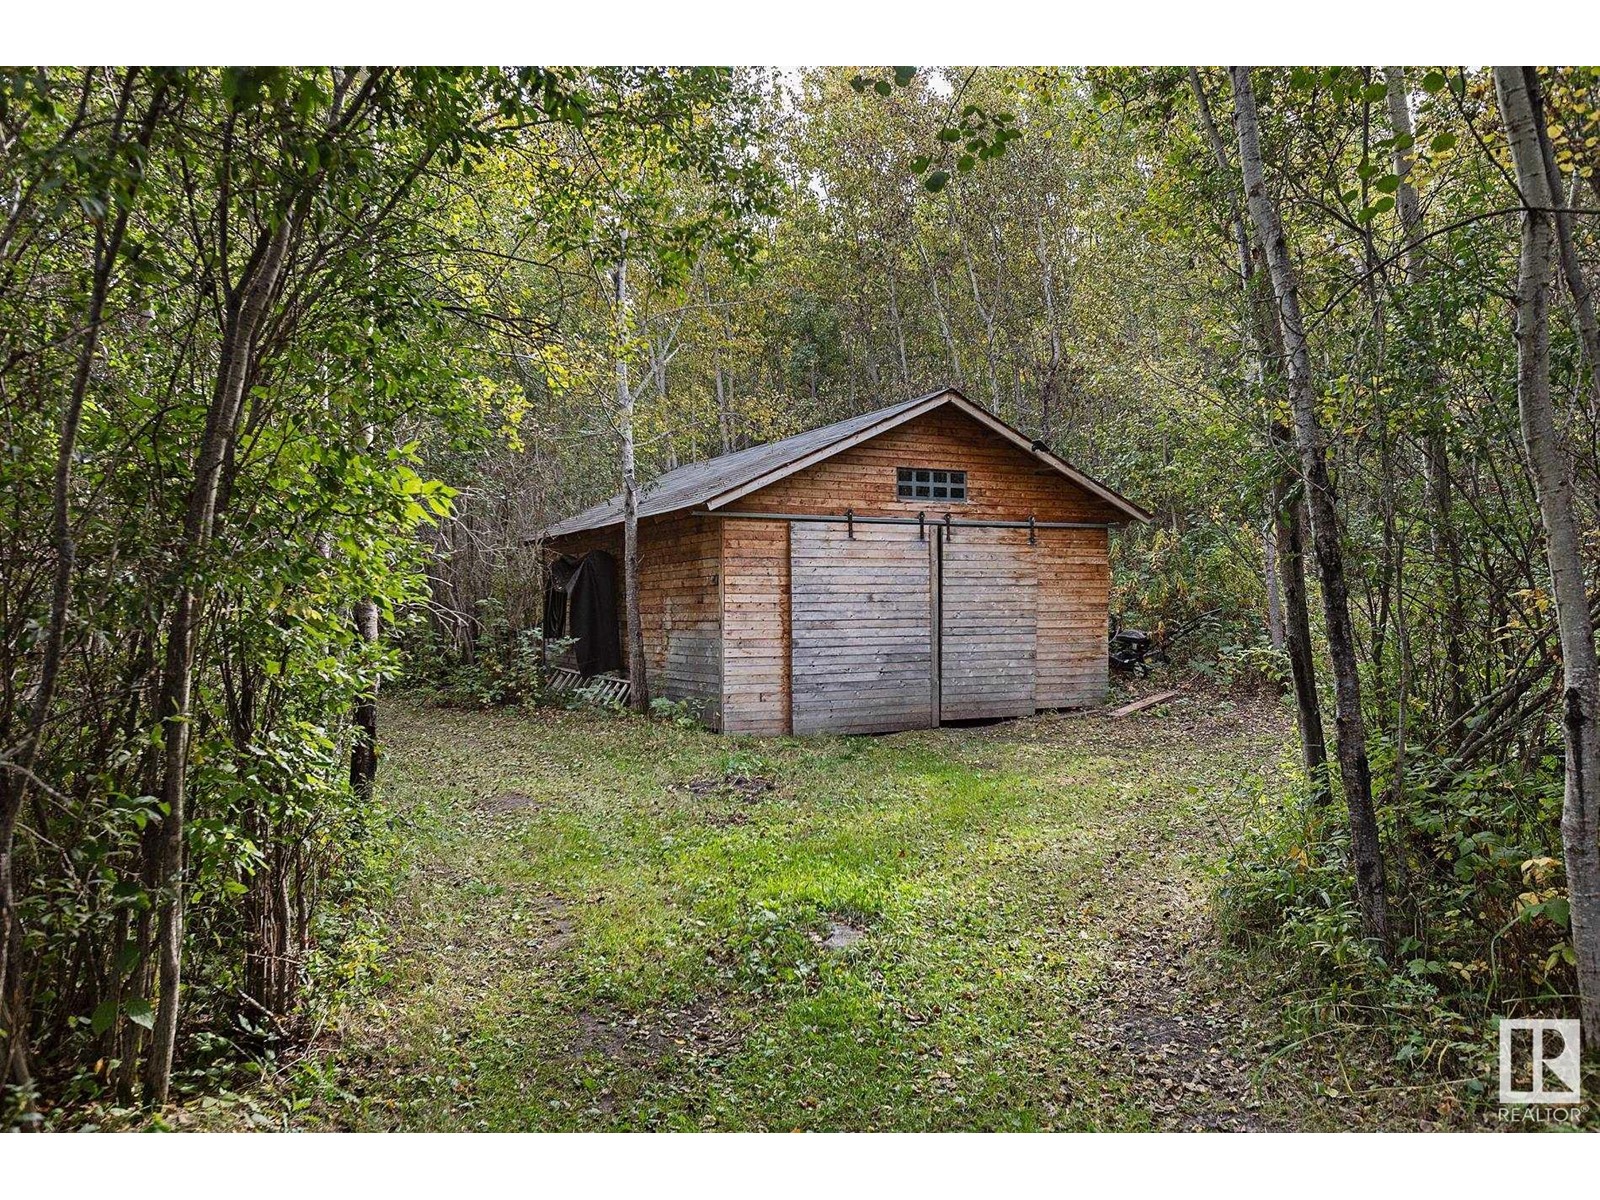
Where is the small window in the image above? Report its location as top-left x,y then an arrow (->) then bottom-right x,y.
897,467 -> 967,502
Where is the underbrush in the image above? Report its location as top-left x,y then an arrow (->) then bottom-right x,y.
17,760 -> 410,1131
402,599 -> 553,707
1215,751 -> 1575,1097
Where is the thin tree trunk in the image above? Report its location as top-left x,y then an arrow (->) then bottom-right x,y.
915,236 -> 964,387
145,206 -> 301,1106
885,262 -> 910,394
615,253 -> 649,713
1036,215 -> 1064,441
1190,66 -> 1327,789
1274,431 -> 1331,798
714,357 -> 733,454
350,596 -> 380,799
1232,66 -> 1390,945
1532,90 -> 1600,410
1263,502 -> 1285,649
1496,64 -> 1600,1045
0,72 -> 162,1110
1385,66 -> 1467,731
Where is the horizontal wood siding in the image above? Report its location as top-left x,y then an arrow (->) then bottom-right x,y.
721,518 -> 790,734
737,406 -> 1114,722
940,527 -> 1038,721
640,513 -> 722,726
789,523 -> 934,735
545,513 -> 723,727
1035,527 -> 1110,708
730,406 -> 1127,524
547,405 -> 1119,735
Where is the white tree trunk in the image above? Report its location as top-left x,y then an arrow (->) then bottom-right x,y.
615,253 -> 649,713
1190,65 -> 1326,786
1495,65 -> 1600,1045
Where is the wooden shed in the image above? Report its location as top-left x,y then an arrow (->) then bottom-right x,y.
538,388 -> 1149,734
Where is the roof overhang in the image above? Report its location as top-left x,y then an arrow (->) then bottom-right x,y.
703,388 -> 1151,523
533,387 -> 1150,541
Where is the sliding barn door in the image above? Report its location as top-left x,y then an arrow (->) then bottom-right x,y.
938,526 -> 1038,721
789,523 -> 935,734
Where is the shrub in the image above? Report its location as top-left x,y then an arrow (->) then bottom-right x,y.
1214,751 -> 1571,1084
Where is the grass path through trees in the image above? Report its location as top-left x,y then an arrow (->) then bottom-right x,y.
243,695 -> 1514,1131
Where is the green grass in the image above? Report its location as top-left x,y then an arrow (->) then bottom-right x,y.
270,694 -> 1452,1131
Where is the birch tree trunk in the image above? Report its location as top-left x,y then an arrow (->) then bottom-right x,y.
1232,66 -> 1390,945
1495,64 -> 1600,1045
1189,66 -> 1327,790
915,236 -> 964,387
885,260 -> 911,394
615,254 -> 649,713
714,357 -> 734,454
1036,214 -> 1064,442
1263,504 -> 1284,649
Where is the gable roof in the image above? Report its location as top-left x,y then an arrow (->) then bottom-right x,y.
537,388 -> 1149,539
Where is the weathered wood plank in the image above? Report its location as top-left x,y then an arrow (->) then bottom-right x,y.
789,523 -> 933,734
1110,690 -> 1182,718
939,526 -> 1037,722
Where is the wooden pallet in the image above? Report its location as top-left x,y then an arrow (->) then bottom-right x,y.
546,668 -> 631,707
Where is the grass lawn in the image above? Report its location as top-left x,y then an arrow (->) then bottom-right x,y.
274,692 -> 1459,1131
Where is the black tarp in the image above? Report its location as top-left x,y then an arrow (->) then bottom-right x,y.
544,549 -> 621,678
543,555 -> 579,639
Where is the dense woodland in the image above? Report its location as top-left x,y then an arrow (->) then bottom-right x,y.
3,64 -> 1600,1125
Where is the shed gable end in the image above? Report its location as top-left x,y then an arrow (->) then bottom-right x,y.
725,405 -> 1127,524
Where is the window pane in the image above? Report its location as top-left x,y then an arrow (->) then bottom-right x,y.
897,467 -> 966,501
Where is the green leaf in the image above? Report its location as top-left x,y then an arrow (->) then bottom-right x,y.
910,156 -> 930,174
1421,70 -> 1447,94
126,998 -> 155,1030
893,67 -> 916,88
1429,131 -> 1457,154
873,80 -> 891,97
925,170 -> 949,193
1375,173 -> 1401,194
957,155 -> 975,172
91,1000 -> 118,1036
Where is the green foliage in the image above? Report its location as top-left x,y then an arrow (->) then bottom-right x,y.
0,64 -> 779,1123
649,697 -> 706,729
1217,752 -> 1572,1082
